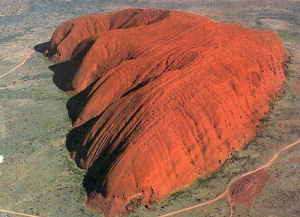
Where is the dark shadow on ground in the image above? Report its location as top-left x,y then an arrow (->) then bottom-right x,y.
82,137 -> 127,196
34,41 -> 77,92
49,61 -> 77,92
34,41 -> 50,53
66,81 -> 96,124
65,111 -> 124,196
43,39 -> 96,92
66,116 -> 98,164
35,39 -> 121,202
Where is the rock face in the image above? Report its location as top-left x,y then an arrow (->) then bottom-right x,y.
45,8 -> 288,217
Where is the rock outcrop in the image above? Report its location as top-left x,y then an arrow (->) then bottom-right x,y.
45,8 -> 288,217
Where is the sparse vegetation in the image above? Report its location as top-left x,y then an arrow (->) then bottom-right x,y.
0,1 -> 299,217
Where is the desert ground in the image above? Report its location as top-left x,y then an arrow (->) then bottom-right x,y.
0,1 -> 299,217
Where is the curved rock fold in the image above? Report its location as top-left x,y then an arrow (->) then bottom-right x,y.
45,8 -> 288,217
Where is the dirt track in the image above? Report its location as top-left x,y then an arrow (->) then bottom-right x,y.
0,1 -> 299,217
159,139 -> 300,217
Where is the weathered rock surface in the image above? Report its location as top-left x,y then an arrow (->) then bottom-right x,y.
45,8 -> 288,217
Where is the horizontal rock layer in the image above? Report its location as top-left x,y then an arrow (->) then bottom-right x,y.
45,8 -> 288,217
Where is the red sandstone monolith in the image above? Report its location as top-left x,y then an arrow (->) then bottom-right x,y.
45,8 -> 288,217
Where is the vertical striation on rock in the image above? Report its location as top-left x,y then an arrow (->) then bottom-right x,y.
44,8 -> 288,217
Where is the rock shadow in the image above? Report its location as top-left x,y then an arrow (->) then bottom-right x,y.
82,137 -> 127,196
36,40 -> 118,198
65,110 -> 125,197
66,81 -> 96,124
38,38 -> 96,92
66,115 -> 98,163
49,61 -> 78,92
34,41 -> 50,54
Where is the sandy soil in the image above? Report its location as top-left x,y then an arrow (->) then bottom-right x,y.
0,1 -> 299,217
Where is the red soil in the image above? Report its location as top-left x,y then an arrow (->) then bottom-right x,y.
159,139 -> 300,217
227,169 -> 271,207
45,8 -> 288,217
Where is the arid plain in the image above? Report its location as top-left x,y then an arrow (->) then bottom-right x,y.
0,1 -> 299,217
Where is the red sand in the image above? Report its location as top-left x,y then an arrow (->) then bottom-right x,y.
159,139 -> 300,217
227,169 -> 270,206
45,8 -> 288,217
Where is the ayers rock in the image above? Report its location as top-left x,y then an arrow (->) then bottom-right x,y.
44,8 -> 288,217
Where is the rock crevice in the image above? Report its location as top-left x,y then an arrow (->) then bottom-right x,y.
44,8 -> 288,217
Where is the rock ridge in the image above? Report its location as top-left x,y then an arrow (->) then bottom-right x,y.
44,8 -> 288,217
